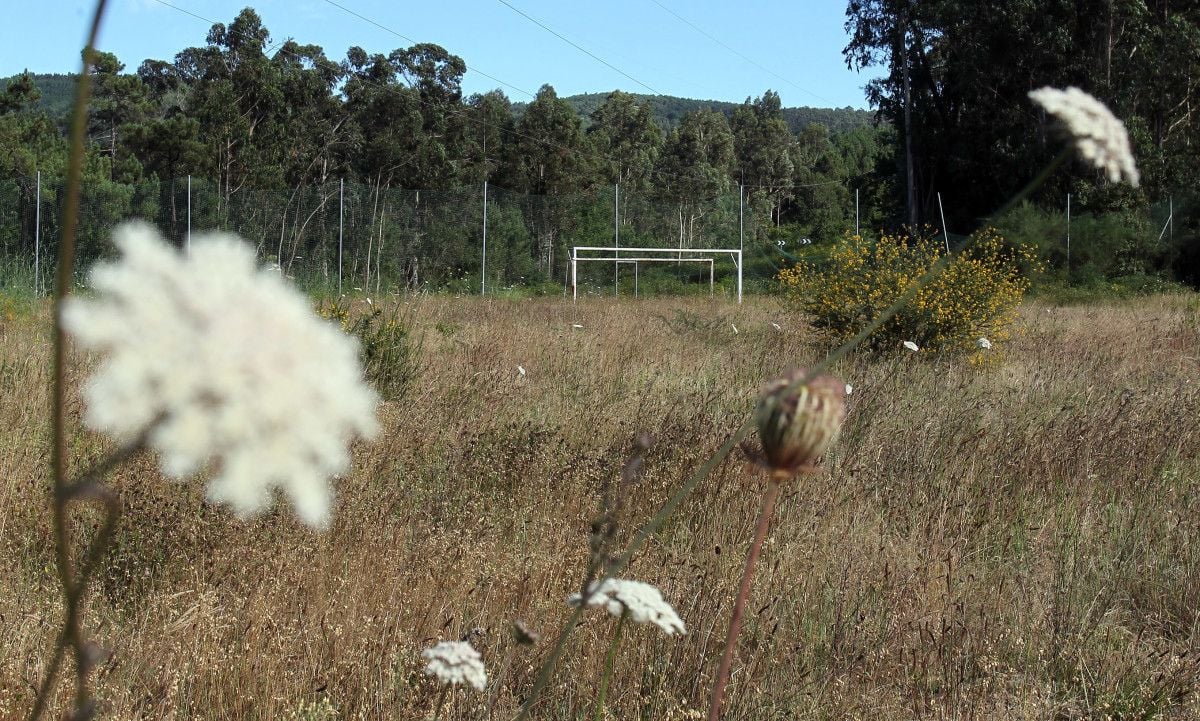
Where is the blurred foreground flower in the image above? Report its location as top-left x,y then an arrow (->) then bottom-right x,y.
1028,86 -> 1140,186
569,578 -> 686,636
422,640 -> 487,691
61,222 -> 378,528
752,370 -> 846,478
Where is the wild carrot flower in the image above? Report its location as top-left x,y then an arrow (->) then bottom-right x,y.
422,641 -> 487,691
569,578 -> 686,636
1028,86 -> 1140,186
61,222 -> 378,528
752,370 -> 846,478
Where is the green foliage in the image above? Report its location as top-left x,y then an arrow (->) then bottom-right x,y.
515,91 -> 876,134
780,228 -> 1040,353
318,298 -> 422,402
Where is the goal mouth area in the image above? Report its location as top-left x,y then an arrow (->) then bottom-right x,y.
569,246 -> 743,302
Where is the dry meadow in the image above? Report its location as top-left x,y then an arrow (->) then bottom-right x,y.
2,293 -> 1199,720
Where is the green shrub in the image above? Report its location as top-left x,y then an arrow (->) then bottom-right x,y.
779,228 -> 1041,354
318,298 -> 422,401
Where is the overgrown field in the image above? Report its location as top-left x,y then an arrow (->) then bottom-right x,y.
2,294 -> 1199,720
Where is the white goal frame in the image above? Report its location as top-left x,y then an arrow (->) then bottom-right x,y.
570,246 -> 742,303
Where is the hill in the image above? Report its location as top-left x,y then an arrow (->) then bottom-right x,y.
0,73 -> 77,121
5,73 -> 875,136
515,92 -> 876,133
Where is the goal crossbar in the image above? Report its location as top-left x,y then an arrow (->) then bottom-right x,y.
570,246 -> 742,303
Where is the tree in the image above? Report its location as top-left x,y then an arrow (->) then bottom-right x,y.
86,51 -> 152,181
731,91 -> 795,225
654,109 -> 735,248
587,90 -> 662,191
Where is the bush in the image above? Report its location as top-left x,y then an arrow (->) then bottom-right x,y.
779,228 -> 1040,353
318,298 -> 422,401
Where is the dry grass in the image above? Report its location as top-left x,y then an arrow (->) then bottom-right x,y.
2,292 -> 1199,720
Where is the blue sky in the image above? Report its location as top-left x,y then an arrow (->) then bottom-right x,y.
1,0 -> 882,109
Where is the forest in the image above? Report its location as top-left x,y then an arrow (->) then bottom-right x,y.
0,1 -> 1197,290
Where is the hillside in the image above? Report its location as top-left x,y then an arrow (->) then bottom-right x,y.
0,73 -> 76,121
5,72 -> 875,135
516,92 -> 876,133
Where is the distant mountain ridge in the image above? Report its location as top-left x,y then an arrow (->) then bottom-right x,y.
0,73 -> 76,120
4,73 -> 877,135
515,92 -> 876,134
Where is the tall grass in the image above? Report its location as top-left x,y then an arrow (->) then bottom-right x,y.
2,294 -> 1198,720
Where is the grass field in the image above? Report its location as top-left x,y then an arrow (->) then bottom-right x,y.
2,293 -> 1199,720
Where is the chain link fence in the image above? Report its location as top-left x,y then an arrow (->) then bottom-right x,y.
0,176 -> 773,298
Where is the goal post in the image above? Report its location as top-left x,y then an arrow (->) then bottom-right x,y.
570,246 -> 742,303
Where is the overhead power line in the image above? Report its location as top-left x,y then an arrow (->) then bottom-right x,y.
647,0 -> 829,104
493,0 -> 663,96
319,0 -> 535,99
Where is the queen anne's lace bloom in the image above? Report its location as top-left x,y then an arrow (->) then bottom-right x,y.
61,222 -> 378,528
1028,86 -> 1140,186
422,641 -> 487,691
568,578 -> 686,636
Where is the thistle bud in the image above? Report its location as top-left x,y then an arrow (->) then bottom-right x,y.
754,369 -> 846,478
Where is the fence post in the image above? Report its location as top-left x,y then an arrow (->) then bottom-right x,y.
482,180 -> 488,295
937,191 -> 949,254
1066,193 -> 1071,271
614,182 -> 620,295
855,187 -> 860,237
738,183 -> 744,255
186,174 -> 191,256
338,178 -> 344,295
34,171 -> 41,296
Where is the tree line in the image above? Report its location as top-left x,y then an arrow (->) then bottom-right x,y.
845,0 -> 1199,249
1,2 -> 1196,289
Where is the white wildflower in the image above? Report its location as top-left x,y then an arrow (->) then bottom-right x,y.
61,222 -> 378,528
1028,86 -> 1140,186
977,337 -> 992,350
845,383 -> 854,396
517,365 -> 526,377
903,340 -> 919,352
422,641 -> 487,691
568,578 -> 686,636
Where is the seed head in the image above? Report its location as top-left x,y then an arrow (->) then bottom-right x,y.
753,370 -> 846,479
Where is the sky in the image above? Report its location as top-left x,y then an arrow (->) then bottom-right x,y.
0,0 -> 882,109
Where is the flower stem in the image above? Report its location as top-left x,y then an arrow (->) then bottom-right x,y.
707,480 -> 781,721
591,612 -> 628,721
34,2 -> 110,720
431,685 -> 450,721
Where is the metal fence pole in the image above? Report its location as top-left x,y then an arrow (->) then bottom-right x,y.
937,191 -> 949,254
481,180 -> 488,295
1066,193 -> 1071,271
614,183 -> 619,296
855,187 -> 860,236
338,178 -> 344,295
186,174 -> 192,255
738,183 -> 744,254
34,171 -> 41,296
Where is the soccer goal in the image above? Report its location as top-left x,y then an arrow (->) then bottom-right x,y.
570,246 -> 743,303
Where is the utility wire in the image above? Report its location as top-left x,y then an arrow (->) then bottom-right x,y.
148,0 -> 844,193
647,0 -> 829,104
494,0 -> 662,96
319,0 -> 535,99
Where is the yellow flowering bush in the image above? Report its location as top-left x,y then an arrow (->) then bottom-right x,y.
779,228 -> 1040,354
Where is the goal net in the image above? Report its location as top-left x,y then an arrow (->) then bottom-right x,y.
569,246 -> 743,302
